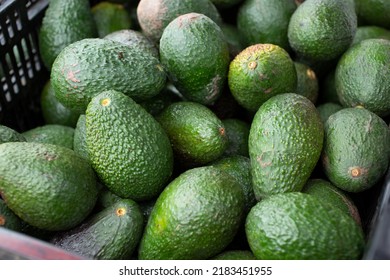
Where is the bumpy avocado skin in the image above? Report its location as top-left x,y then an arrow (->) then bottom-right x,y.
249,93 -> 323,199
159,13 -> 230,105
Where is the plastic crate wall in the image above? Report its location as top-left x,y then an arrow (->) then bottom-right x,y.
0,0 -> 49,131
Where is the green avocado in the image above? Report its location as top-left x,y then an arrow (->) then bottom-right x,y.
159,13 -> 230,105
249,93 -> 323,198
138,166 -> 245,260
0,142 -> 98,231
85,90 -> 173,201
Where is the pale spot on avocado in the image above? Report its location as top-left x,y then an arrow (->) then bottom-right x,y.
67,69 -> 81,83
257,152 -> 272,168
156,215 -> 167,232
116,207 -> 126,216
101,98 -> 111,107
306,68 -> 316,80
42,151 -> 57,161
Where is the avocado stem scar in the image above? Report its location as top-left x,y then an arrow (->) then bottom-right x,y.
101,98 -> 111,107
116,207 -> 126,216
248,61 -> 257,70
350,167 -> 361,177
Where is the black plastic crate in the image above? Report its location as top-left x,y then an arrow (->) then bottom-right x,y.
0,0 -> 48,131
0,0 -> 389,260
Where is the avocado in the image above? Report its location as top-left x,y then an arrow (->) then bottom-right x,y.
22,124 -> 75,150
221,119 -> 250,157
316,102 -> 343,124
319,69 -> 340,104
211,155 -> 256,214
352,26 -> 390,46
104,29 -> 159,58
73,115 -> 89,161
139,84 -> 183,117
51,199 -> 143,260
288,0 -> 357,62
40,80 -> 80,128
322,107 -> 390,192
303,179 -> 361,225
237,0 -> 297,51
220,23 -> 246,59
356,0 -> 390,29
0,199 -> 23,232
39,0 -> 97,70
137,0 -> 222,42
211,0 -> 243,8
335,39 -> 390,117
95,187 -> 122,211
159,13 -> 230,105
138,166 -> 245,260
228,44 -> 297,113
294,62 -> 319,104
92,2 -> 132,38
0,142 -> 98,231
51,38 -> 166,112
157,101 -> 228,167
249,93 -> 323,198
245,192 -> 365,259
85,90 -> 173,201
0,125 -> 26,144
212,250 -> 256,260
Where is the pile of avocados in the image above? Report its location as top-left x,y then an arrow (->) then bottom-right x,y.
1,0 -> 390,260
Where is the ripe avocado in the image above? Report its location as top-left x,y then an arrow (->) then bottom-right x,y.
228,44 -> 297,113
222,118 -> 250,157
356,0 -> 390,29
159,13 -> 230,105
92,2 -> 132,38
335,39 -> 390,117
51,38 -> 166,112
294,62 -> 319,104
138,166 -> 245,260
22,124 -> 75,150
303,179 -> 361,225
51,199 -> 143,260
137,0 -> 222,42
39,0 -> 97,70
322,107 -> 390,192
157,101 -> 228,167
352,26 -> 390,46
211,155 -> 256,214
249,93 -> 323,198
104,29 -> 159,58
85,90 -> 173,201
288,0 -> 357,62
0,125 -> 26,144
220,23 -> 246,59
245,192 -> 365,259
40,80 -> 80,128
73,115 -> 89,161
316,102 -> 343,124
0,142 -> 98,231
237,0 -> 297,51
